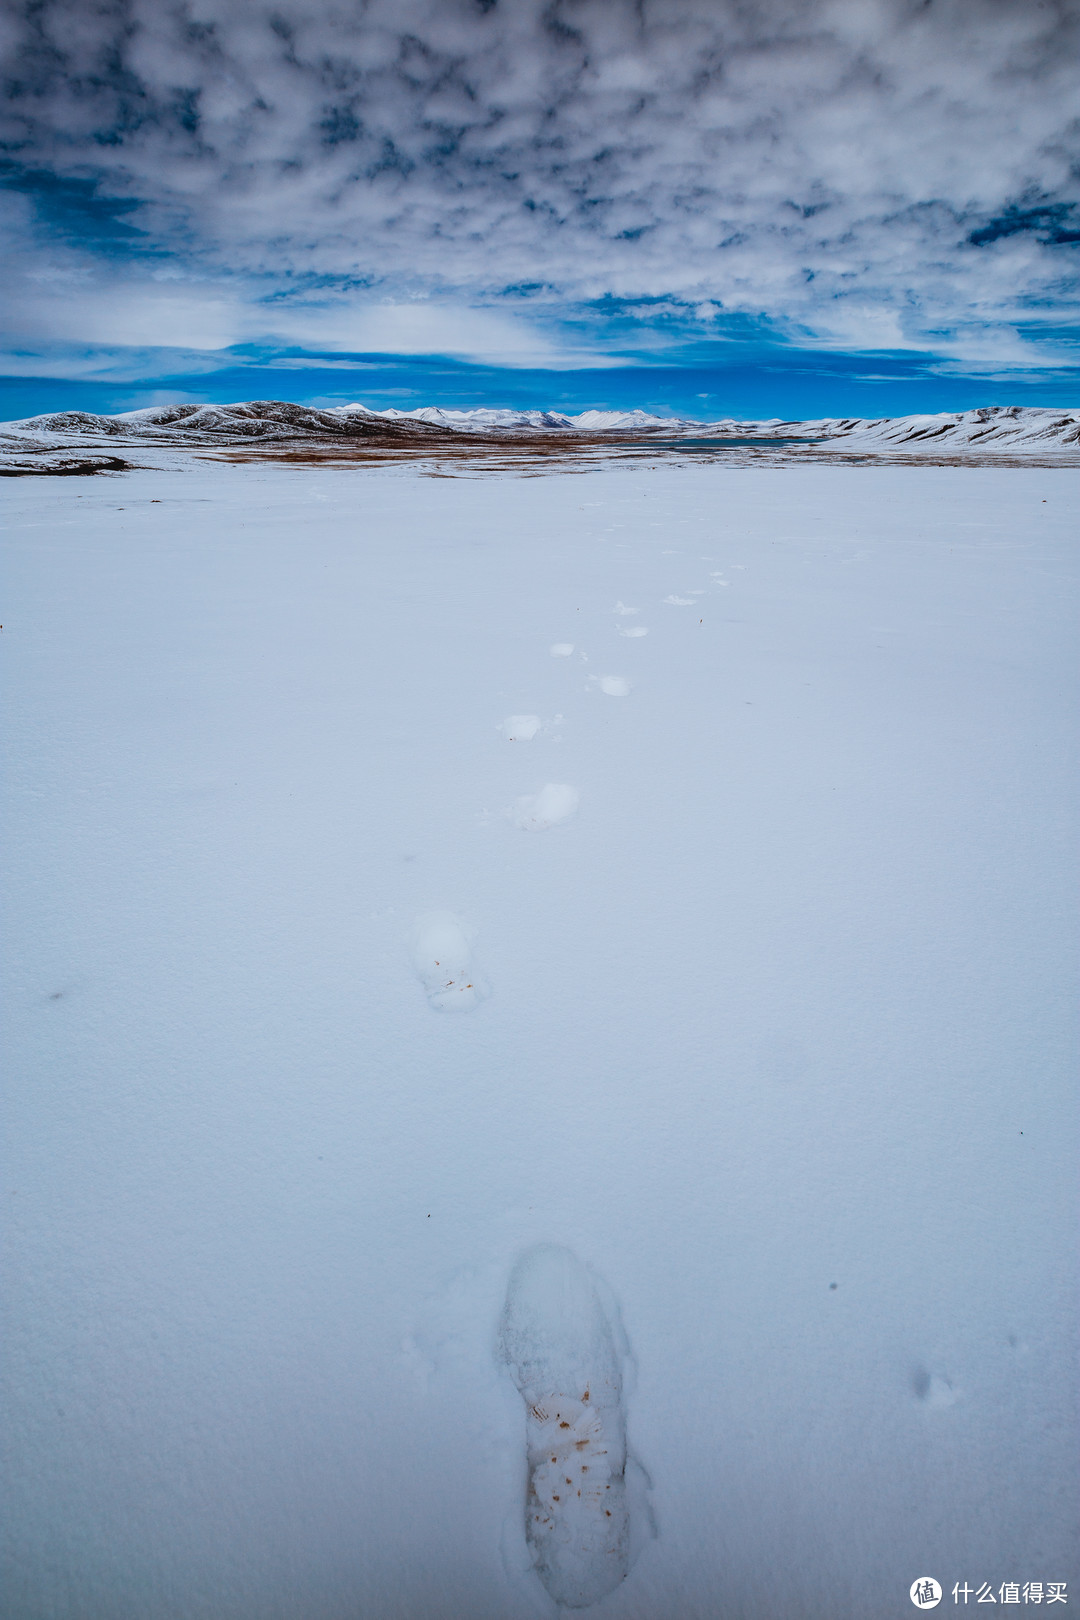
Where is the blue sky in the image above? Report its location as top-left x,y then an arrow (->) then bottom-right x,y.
2,0 -> 1078,421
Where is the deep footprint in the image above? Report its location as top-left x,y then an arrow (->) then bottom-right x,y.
410,911 -> 489,1012
501,1245 -> 639,1610
511,783 -> 579,830
593,675 -> 630,696
500,714 -> 542,741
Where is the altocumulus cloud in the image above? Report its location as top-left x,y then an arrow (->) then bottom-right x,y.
1,0 -> 1079,365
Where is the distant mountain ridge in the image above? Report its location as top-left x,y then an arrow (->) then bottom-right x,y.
6,399 -> 740,439
2,401 -> 1077,474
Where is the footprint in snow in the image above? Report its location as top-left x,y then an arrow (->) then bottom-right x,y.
618,627 -> 648,638
612,602 -> 639,616
550,643 -> 575,657
410,912 -> 489,1012
912,1367 -> 960,1408
500,1245 -> 652,1611
663,596 -> 696,606
499,714 -> 541,741
511,783 -> 580,831
591,675 -> 630,697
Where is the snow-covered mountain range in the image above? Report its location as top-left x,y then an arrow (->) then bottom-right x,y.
1,401 -> 1077,474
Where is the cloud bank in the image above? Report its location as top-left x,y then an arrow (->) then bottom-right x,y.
2,0 -> 1079,364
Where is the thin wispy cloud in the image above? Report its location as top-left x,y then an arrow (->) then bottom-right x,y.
1,0 -> 1078,398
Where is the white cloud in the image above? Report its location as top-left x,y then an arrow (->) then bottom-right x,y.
11,285 -> 244,351
1,251 -> 636,366
1,0 -> 1078,357
251,298 -> 629,366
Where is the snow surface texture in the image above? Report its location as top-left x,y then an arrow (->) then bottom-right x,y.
1,403 -> 1078,474
2,460 -> 1078,1619
500,1245 -> 650,1610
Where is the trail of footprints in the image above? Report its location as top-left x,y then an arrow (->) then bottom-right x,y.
409,539 -> 729,1603
405,546 -> 969,1606
412,556 -> 730,1014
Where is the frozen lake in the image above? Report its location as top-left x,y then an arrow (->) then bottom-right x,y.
3,460 -> 1077,1618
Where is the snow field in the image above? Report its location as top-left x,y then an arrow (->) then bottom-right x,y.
2,460 -> 1077,1619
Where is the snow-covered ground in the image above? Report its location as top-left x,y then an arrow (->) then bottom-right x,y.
3,459 -> 1077,1619
283,401 -> 1080,453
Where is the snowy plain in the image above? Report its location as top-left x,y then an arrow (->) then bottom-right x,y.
2,457 -> 1078,1619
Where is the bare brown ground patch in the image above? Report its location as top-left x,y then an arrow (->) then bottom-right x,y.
200,435 -> 1080,475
